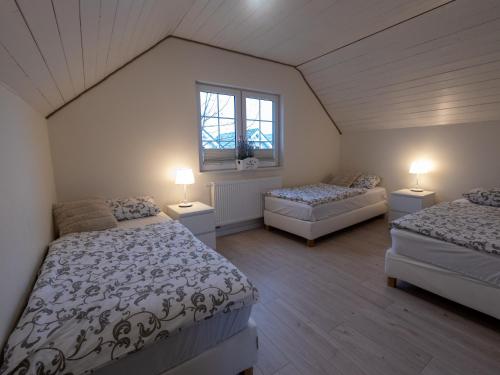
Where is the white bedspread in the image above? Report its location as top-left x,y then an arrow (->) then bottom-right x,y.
1,221 -> 258,375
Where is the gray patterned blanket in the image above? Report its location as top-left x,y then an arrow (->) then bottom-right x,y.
1,221 -> 258,375
266,183 -> 366,206
392,200 -> 500,254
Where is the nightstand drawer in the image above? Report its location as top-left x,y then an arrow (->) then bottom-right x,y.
179,213 -> 215,235
390,195 -> 425,213
389,189 -> 435,216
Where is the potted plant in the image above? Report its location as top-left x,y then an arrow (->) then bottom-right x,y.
236,137 -> 259,170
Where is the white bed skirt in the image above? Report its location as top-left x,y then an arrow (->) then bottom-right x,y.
264,200 -> 387,240
96,313 -> 257,375
385,249 -> 500,319
163,319 -> 258,375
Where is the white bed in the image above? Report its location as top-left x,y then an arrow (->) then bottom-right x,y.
2,212 -> 258,375
264,186 -> 388,246
385,199 -> 500,319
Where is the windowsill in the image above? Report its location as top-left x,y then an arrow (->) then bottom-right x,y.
200,165 -> 283,174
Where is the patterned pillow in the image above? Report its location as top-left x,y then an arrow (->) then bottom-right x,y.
351,174 -> 381,189
463,188 -> 500,207
108,196 -> 161,221
329,171 -> 361,187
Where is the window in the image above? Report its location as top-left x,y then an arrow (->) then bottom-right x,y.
197,83 -> 280,171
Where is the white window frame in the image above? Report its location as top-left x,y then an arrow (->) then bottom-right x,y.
196,82 -> 280,172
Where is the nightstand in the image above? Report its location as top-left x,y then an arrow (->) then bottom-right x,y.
166,202 -> 216,249
389,189 -> 436,221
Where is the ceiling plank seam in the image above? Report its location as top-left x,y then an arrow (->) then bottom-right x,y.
295,0 -> 456,68
14,0 -> 65,103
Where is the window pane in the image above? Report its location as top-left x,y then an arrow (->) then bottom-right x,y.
202,125 -> 219,149
260,100 -> 273,121
261,121 -> 273,145
246,120 -> 260,144
219,119 -> 236,149
199,91 -> 236,151
200,92 -> 218,117
246,98 -> 259,120
219,94 -> 235,118
201,116 -> 218,127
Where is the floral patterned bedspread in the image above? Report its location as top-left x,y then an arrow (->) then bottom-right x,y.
1,221 -> 258,375
392,200 -> 500,254
266,183 -> 366,206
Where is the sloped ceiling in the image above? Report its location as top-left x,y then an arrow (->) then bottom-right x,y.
1,0 -> 500,132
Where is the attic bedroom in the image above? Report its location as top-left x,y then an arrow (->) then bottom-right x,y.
1,1 -> 500,374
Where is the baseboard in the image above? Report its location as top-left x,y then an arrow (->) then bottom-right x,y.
216,218 -> 264,237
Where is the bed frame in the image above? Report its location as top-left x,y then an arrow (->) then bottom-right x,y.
95,319 -> 258,375
163,319 -> 257,375
385,249 -> 500,319
264,200 -> 388,246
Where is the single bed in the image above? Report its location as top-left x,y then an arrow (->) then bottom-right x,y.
264,183 -> 388,246
385,199 -> 500,319
1,213 -> 258,375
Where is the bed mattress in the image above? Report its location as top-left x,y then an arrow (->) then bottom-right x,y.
391,228 -> 500,287
265,186 -> 387,221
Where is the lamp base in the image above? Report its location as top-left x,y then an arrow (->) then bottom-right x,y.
178,202 -> 193,208
410,188 -> 424,192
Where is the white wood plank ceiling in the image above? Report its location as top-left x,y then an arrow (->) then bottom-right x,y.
1,0 -> 500,132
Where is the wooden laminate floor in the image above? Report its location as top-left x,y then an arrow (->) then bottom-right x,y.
217,217 -> 500,375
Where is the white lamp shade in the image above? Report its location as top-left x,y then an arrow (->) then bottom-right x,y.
175,168 -> 195,185
409,160 -> 431,174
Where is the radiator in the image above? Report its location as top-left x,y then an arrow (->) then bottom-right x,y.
210,176 -> 282,226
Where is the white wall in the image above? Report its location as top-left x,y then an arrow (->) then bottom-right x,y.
341,122 -> 500,201
0,84 -> 56,348
48,38 -> 340,207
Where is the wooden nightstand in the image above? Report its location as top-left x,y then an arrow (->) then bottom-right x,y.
166,202 -> 216,249
389,189 -> 436,221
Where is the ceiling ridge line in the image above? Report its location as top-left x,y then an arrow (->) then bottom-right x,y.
294,0 -> 456,68
46,34 -> 342,135
169,35 -> 295,68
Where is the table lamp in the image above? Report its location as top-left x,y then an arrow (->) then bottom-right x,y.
175,168 -> 195,207
409,160 -> 431,192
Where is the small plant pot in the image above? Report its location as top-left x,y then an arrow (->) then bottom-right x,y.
236,157 -> 259,170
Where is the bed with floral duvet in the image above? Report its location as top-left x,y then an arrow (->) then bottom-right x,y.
0,220 -> 258,375
386,192 -> 500,319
